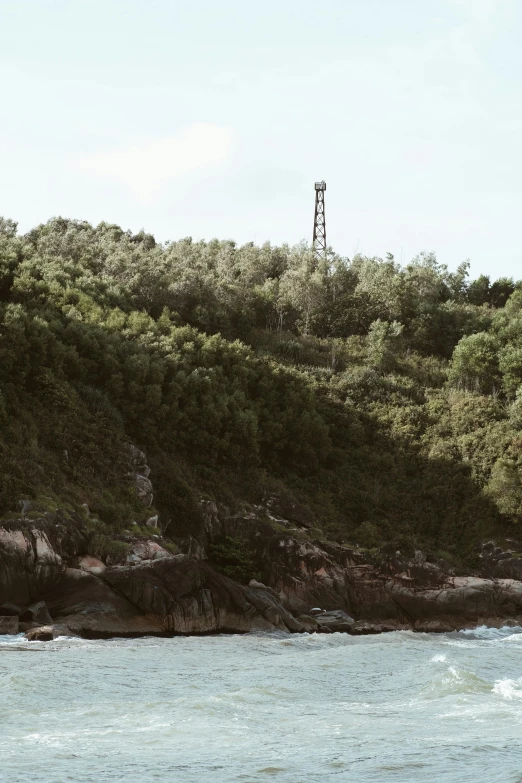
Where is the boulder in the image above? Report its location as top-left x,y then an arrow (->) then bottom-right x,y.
127,444 -> 150,477
0,616 -> 19,635
40,568 -> 165,636
0,513 -> 88,608
126,540 -> 171,564
245,582 -> 305,632
19,600 -> 53,625
315,609 -> 355,633
24,624 -> 76,641
348,621 -> 386,635
33,557 -> 304,637
414,620 -> 456,633
78,556 -> 106,575
477,540 -> 522,582
25,626 -> 53,641
135,475 -> 153,507
297,614 -> 319,632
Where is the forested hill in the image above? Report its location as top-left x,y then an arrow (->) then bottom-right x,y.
2,215 -> 522,564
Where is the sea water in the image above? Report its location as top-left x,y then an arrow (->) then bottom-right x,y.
2,627 -> 522,782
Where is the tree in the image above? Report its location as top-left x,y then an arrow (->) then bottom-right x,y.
365,319 -> 403,373
447,332 -> 500,393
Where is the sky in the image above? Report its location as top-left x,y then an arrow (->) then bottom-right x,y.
0,0 -> 521,279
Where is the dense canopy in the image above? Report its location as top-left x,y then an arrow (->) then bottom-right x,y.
1,216 -> 521,562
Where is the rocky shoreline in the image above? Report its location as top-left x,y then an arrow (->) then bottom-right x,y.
2,499 -> 522,641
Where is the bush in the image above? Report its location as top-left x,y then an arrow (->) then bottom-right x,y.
208,536 -> 261,584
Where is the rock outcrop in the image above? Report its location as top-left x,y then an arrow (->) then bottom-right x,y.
127,445 -> 154,507
198,502 -> 522,631
476,540 -> 522,581
40,568 -> 166,636
19,600 -> 53,626
314,610 -> 355,633
4,492 -> 522,638
0,512 -> 88,608
102,557 -> 305,635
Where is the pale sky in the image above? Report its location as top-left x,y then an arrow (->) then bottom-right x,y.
0,0 -> 521,278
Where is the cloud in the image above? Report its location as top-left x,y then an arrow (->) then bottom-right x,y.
79,123 -> 233,200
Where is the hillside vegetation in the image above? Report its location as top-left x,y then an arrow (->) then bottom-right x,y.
1,216 -> 522,563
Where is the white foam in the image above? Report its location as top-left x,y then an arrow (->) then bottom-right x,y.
458,625 -> 522,641
493,678 -> 522,700
431,654 -> 446,663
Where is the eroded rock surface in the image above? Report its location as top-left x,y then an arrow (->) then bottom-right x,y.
3,496 -> 522,638
40,568 -> 165,636
103,556 -> 305,635
0,512 -> 88,607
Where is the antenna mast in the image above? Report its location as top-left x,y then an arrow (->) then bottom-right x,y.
312,180 -> 326,262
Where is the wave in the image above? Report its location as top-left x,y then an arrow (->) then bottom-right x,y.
493,678 -> 522,700
420,665 -> 492,700
455,625 -> 522,640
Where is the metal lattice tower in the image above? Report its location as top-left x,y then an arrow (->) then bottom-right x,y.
312,180 -> 326,261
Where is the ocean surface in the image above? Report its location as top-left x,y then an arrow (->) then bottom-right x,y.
2,627 -> 522,782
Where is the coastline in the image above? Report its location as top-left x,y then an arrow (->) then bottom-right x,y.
3,504 -> 522,641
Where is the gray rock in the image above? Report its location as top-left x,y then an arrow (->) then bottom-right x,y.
135,475 -> 153,507
297,614 -> 319,632
25,626 -> 53,641
19,601 -> 53,626
40,569 -> 165,636
348,621 -> 386,635
0,616 -> 19,634
264,493 -> 315,528
249,579 -> 268,589
315,610 -> 355,632
78,556 -> 106,575
24,624 -> 76,641
414,620 -> 456,633
104,558 -> 306,635
127,445 -> 151,477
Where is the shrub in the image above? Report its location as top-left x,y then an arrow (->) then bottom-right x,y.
208,536 -> 261,584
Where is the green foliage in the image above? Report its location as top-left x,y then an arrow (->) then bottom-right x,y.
2,214 -> 522,560
365,319 -> 403,372
448,332 -> 500,392
89,533 -> 130,564
208,536 -> 261,583
486,459 -> 522,520
89,492 -> 141,532
150,454 -> 205,538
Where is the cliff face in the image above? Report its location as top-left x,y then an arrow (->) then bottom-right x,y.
0,513 -> 89,608
0,510 -> 308,636
199,501 -> 522,631
3,502 -> 522,638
